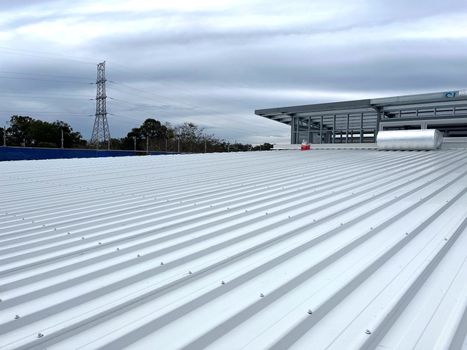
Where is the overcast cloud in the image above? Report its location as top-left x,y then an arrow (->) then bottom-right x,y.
1,0 -> 467,143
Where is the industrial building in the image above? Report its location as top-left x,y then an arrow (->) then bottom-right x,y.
255,90 -> 467,144
1,149 -> 467,349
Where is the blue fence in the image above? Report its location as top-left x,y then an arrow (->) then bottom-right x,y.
0,146 -> 170,161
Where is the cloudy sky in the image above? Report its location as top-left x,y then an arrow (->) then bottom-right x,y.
1,0 -> 467,143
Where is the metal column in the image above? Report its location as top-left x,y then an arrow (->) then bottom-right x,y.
295,117 -> 299,143
333,114 -> 336,143
376,108 -> 382,142
360,112 -> 364,143
290,115 -> 295,144
346,114 -> 350,143
320,116 -> 323,144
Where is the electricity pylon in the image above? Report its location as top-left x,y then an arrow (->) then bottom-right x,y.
90,61 -> 110,149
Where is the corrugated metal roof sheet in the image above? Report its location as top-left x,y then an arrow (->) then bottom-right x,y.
1,150 -> 467,350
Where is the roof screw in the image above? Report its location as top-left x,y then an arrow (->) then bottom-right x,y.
307,309 -> 313,315
116,247 -> 120,251
81,237 -> 85,240
137,254 -> 141,257
160,262 -> 164,265
313,219 -> 316,222
188,271 -> 193,275
370,227 -> 373,230
14,314 -> 20,319
98,242 -> 102,245
260,293 -> 264,298
288,216 -> 291,219
67,232 -> 71,235
221,280 -> 225,285
340,223 -> 344,226
37,333 -> 44,338
444,237 -> 448,241
405,232 -> 409,236
365,329 -> 371,335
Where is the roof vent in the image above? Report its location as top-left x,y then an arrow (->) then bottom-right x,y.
377,129 -> 443,150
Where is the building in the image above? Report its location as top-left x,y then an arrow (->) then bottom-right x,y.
255,90 -> 467,144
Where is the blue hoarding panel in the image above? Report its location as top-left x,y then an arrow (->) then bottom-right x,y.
0,147 -> 169,161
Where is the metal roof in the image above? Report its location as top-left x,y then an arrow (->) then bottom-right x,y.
255,90 -> 467,119
1,150 -> 467,350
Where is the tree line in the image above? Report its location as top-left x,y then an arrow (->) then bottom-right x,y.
0,115 -> 273,152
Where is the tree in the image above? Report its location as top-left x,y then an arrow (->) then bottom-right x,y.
6,115 -> 86,148
164,122 -> 175,140
8,116 -> 34,146
51,121 -> 86,148
140,118 -> 168,140
173,122 -> 207,152
2,115 -> 269,153
121,127 -> 144,150
252,143 -> 273,151
120,118 -> 173,151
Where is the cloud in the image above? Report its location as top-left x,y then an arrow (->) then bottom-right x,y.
1,0 -> 467,143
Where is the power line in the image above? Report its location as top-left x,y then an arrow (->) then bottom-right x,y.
107,80 -> 256,138
109,62 -> 249,96
0,53 -> 246,120
0,46 -> 97,65
0,70 -> 93,82
0,110 -> 92,116
109,97 -> 174,114
0,92 -> 93,100
0,52 -> 255,141
108,62 -> 252,108
108,82 -> 195,109
0,48 -> 249,117
0,75 -> 93,84
105,64 -> 250,120
108,81 -> 229,115
109,96 -> 169,108
109,113 -> 153,122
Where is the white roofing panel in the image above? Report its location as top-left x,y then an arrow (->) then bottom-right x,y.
0,150 -> 467,350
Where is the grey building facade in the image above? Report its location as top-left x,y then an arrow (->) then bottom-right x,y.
255,90 -> 467,144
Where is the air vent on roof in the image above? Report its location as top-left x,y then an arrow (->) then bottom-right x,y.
377,129 -> 443,150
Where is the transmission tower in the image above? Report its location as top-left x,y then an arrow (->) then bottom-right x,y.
90,61 -> 110,149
